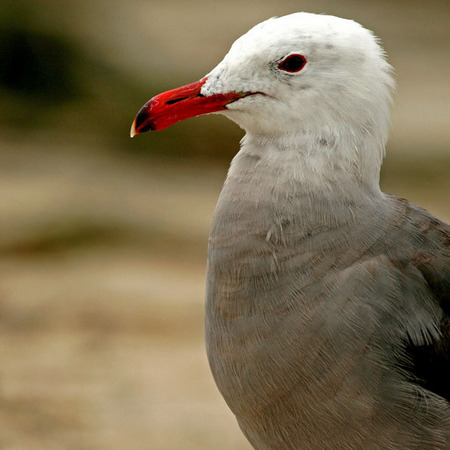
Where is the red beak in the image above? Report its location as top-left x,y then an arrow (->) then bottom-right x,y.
130,77 -> 254,136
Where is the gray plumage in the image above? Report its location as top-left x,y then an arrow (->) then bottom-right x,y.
203,14 -> 450,449
206,147 -> 450,449
132,11 -> 450,450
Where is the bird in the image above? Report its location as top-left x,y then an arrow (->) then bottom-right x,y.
131,12 -> 450,449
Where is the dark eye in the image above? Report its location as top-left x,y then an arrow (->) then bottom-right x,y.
278,54 -> 307,73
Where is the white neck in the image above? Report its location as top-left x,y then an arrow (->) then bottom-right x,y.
228,126 -> 385,201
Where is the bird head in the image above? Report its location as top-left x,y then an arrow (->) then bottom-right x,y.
131,12 -> 394,171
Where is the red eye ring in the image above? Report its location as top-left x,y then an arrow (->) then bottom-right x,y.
278,54 -> 307,73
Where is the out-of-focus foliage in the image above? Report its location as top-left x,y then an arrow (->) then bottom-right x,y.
0,0 -> 245,160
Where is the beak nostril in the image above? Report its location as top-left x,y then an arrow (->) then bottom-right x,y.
166,96 -> 189,105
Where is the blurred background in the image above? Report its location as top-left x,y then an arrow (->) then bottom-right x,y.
0,0 -> 448,449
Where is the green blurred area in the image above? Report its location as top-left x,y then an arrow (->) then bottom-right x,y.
0,0 -> 244,161
0,1 -> 448,449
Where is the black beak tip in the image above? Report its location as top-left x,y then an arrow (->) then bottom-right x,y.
130,105 -> 154,137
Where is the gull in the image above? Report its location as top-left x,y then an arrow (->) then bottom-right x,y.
131,12 -> 450,449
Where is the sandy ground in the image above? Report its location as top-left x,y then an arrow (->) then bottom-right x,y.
0,139 -> 252,450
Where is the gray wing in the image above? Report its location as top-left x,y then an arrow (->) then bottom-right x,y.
385,196 -> 450,402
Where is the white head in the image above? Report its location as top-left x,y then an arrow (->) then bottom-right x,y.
204,13 -> 393,135
132,13 -> 395,188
